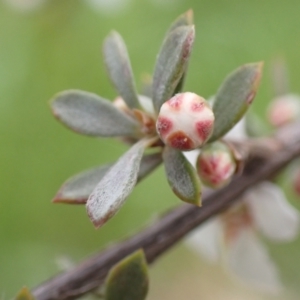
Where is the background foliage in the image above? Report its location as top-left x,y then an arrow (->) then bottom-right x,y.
1,0 -> 300,298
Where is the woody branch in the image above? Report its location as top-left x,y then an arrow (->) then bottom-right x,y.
32,121 -> 300,300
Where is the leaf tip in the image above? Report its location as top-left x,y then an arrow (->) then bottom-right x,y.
86,202 -> 110,229
185,9 -> 194,24
52,195 -> 87,205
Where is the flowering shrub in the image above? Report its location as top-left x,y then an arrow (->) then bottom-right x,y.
35,9 -> 300,300
51,11 -> 262,231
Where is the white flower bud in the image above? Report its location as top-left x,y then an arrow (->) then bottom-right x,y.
156,92 -> 214,151
267,94 -> 300,127
196,142 -> 236,188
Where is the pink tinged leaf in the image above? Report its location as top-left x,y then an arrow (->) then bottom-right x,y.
209,62 -> 264,142
152,25 -> 195,112
52,153 -> 162,205
168,9 -> 194,33
86,140 -> 148,228
163,146 -> 201,206
52,164 -> 113,204
51,90 -> 139,137
103,31 -> 139,109
168,10 -> 194,95
105,249 -> 149,300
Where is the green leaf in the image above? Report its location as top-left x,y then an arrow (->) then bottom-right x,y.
168,9 -> 194,33
173,72 -> 186,95
52,152 -> 162,204
137,151 -> 162,182
51,90 -> 139,137
152,25 -> 195,113
103,31 -> 139,109
53,164 -> 112,204
105,249 -> 149,300
209,62 -> 263,142
86,140 -> 149,228
15,287 -> 35,300
163,146 -> 201,206
168,11 -> 194,95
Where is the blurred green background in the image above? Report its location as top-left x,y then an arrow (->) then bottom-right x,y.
1,0 -> 300,299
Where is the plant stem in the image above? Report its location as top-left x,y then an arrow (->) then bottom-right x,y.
33,121 -> 300,300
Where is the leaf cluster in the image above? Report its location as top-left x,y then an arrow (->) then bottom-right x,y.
50,10 -> 263,231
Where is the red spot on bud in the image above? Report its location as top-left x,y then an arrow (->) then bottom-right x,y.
168,131 -> 194,151
191,101 -> 205,112
168,94 -> 183,110
156,117 -> 173,137
195,120 -> 213,142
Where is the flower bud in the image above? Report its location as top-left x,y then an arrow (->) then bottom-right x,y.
267,94 -> 300,127
196,141 -> 236,188
156,92 -> 214,151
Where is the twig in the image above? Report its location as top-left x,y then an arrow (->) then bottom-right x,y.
33,122 -> 300,300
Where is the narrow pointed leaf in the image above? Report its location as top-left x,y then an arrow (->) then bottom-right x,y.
86,140 -> 148,228
53,164 -> 112,204
103,31 -> 139,109
53,152 -> 162,204
173,72 -> 186,95
51,90 -> 139,137
152,25 -> 195,113
15,287 -> 35,300
105,249 -> 149,300
140,74 -> 153,98
209,62 -> 263,142
168,11 -> 193,95
137,152 -> 162,181
168,9 -> 194,33
163,146 -> 201,206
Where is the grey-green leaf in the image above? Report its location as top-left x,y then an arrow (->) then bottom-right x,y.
52,163 -> 113,204
168,11 -> 194,95
86,140 -> 148,228
105,249 -> 149,300
52,152 -> 162,204
168,9 -> 194,33
152,25 -> 195,113
209,62 -> 263,142
103,31 -> 139,109
51,90 -> 139,137
163,146 -> 201,206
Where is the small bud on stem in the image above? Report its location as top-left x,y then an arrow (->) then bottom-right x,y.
267,94 -> 300,127
196,141 -> 236,188
156,92 -> 214,151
